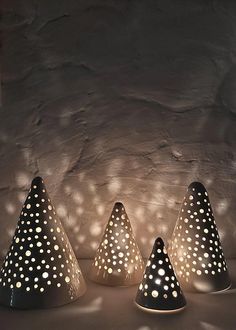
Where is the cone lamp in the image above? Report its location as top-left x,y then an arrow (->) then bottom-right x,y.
90,202 -> 144,286
169,181 -> 231,293
0,177 -> 86,309
135,237 -> 186,313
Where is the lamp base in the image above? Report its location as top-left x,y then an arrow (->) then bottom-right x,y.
134,302 -> 186,314
210,283 -> 232,295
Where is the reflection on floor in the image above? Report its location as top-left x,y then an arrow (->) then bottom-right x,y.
1,259 -> 236,330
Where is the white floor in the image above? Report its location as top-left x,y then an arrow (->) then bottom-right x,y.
1,260 -> 236,330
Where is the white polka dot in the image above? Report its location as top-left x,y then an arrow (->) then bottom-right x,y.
65,276 -> 70,283
172,291 -> 178,297
42,272 -> 49,279
158,268 -> 165,276
54,245 -> 59,251
108,268 -> 113,274
25,250 -> 31,257
200,209 -> 204,213
16,282 -> 21,288
36,227 -> 42,233
26,204 -> 31,209
151,290 -> 159,298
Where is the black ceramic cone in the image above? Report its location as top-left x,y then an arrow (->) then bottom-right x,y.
169,182 -> 231,293
135,237 -> 186,313
0,177 -> 86,309
90,202 -> 144,286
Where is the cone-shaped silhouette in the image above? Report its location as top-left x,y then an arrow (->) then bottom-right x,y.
135,237 -> 186,313
169,182 -> 231,293
90,202 -> 144,286
0,177 -> 86,309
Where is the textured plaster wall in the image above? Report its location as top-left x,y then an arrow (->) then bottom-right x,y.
1,0 -> 236,259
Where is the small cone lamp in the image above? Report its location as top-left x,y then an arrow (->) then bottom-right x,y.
135,237 -> 186,313
0,177 -> 86,309
89,202 -> 144,286
169,182 -> 231,293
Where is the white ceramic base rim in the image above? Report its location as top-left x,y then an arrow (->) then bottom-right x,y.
135,301 -> 186,314
210,283 -> 232,295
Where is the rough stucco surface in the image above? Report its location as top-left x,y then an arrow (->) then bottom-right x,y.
1,0 -> 236,259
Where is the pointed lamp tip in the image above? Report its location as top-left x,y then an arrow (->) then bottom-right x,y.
155,237 -> 164,246
188,181 -> 206,192
114,201 -> 124,208
31,176 -> 44,187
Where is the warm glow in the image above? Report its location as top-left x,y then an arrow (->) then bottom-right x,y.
169,182 -> 231,293
0,177 -> 86,309
89,202 -> 144,286
135,237 -> 186,313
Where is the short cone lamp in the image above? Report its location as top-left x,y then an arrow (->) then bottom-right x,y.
89,202 -> 144,286
0,177 -> 86,309
169,182 -> 231,293
135,237 -> 186,313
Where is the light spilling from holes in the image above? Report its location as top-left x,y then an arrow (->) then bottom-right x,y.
89,202 -> 145,286
0,177 -> 86,309
0,176 -> 232,313
169,182 -> 231,293
135,237 -> 186,313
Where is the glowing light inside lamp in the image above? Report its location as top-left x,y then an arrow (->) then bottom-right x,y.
0,176 -> 86,309
135,237 -> 186,313
89,202 -> 144,286
169,182 -> 231,293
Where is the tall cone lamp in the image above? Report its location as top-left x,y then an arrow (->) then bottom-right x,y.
169,181 -> 231,293
135,237 -> 186,313
0,177 -> 86,309
89,202 -> 144,286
